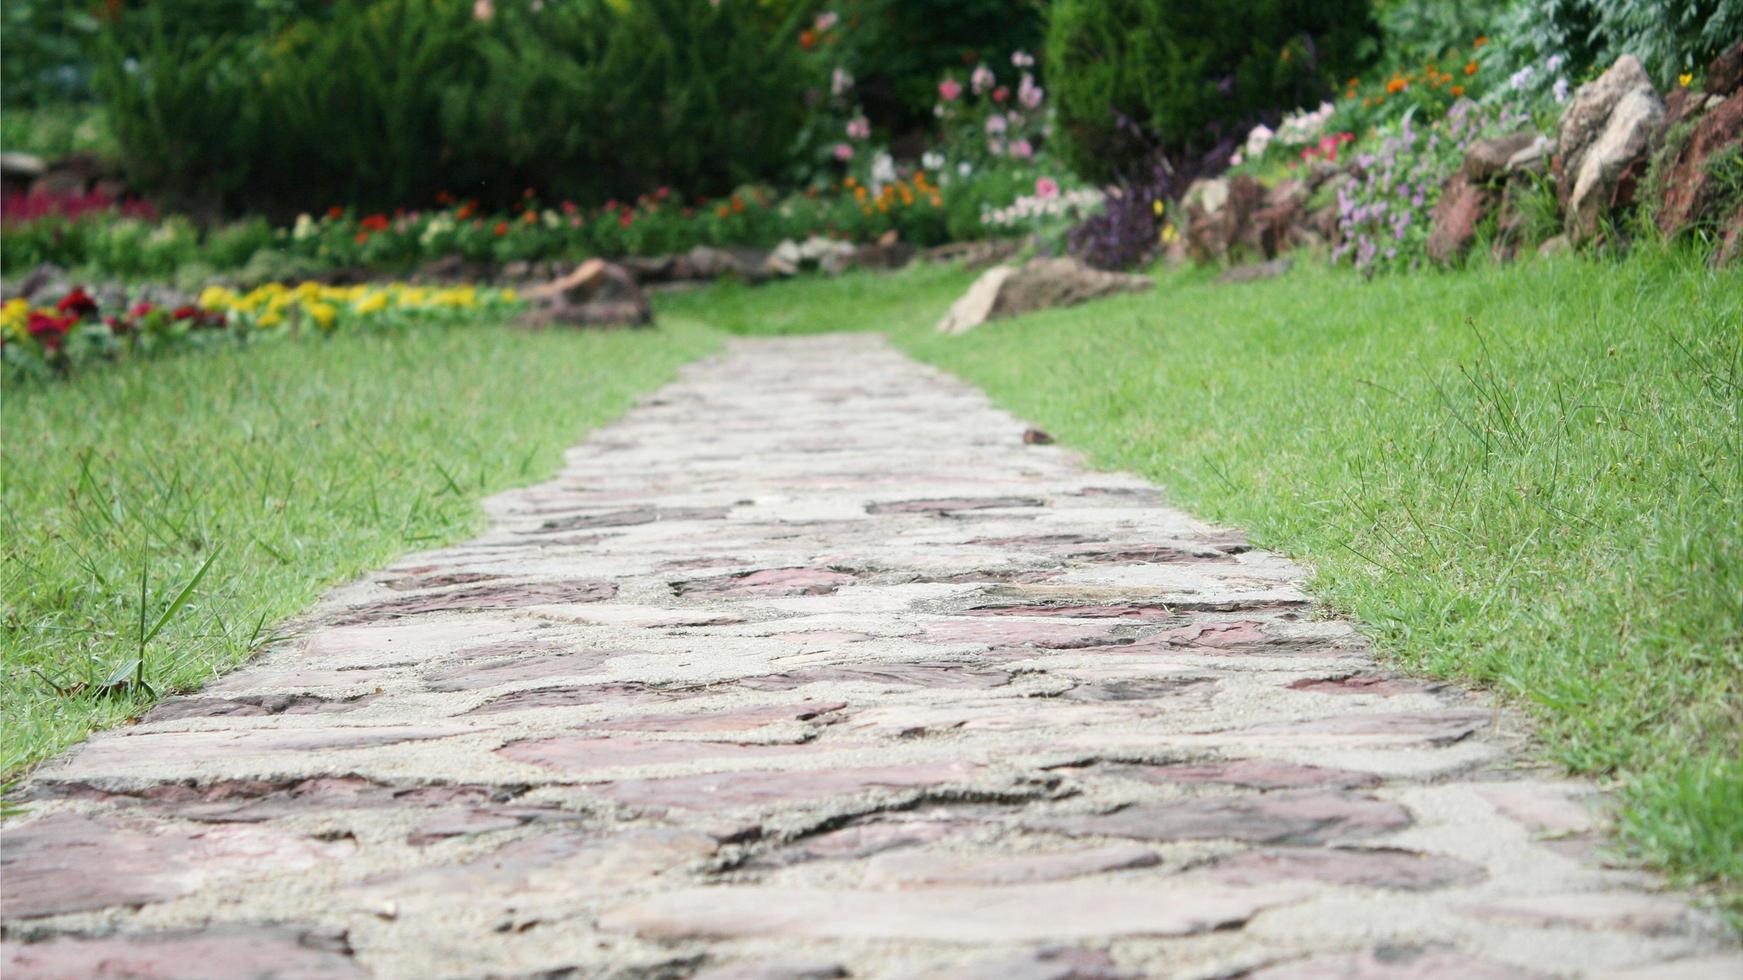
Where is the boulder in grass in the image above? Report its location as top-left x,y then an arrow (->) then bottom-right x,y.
1706,38 -> 1743,98
936,257 -> 1153,334
522,259 -> 651,328
1556,56 -> 1666,242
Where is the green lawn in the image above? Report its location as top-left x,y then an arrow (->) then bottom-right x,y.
1,320 -> 719,774
661,250 -> 1743,905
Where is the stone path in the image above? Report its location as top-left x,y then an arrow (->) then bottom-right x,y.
4,335 -> 1738,979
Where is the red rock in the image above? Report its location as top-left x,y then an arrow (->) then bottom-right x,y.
676,567 -> 857,598
963,603 -> 1177,621
0,814 -> 351,919
0,926 -> 364,979
1201,846 -> 1485,890
358,827 -> 715,899
1025,792 -> 1411,846
589,763 -> 982,809
1149,620 -> 1267,648
1123,759 -> 1381,791
1286,674 -> 1439,697
1249,945 -> 1544,979
1655,93 -> 1743,238
599,880 -> 1305,942
1427,174 -> 1492,265
463,682 -> 677,716
336,580 -> 616,624
143,691 -> 377,722
748,816 -> 964,868
866,497 -> 1045,515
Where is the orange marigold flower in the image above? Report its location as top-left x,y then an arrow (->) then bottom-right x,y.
1386,77 -> 1407,94
1465,60 -> 1479,75
354,231 -> 369,244
1451,85 -> 1466,96
716,205 -> 731,218
522,210 -> 536,224
327,205 -> 344,220
1473,36 -> 1488,47
799,29 -> 817,50
493,221 -> 509,236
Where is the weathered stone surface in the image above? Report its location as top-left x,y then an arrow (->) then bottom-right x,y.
1202,846 -> 1485,891
676,567 -> 857,598
1286,674 -> 1437,697
143,691 -> 377,722
422,647 -> 618,691
693,959 -> 848,980
1,814 -> 350,918
593,702 -> 845,733
862,844 -> 1158,888
1705,39 -> 1743,97
497,735 -> 818,774
935,945 -> 1132,980
1122,759 -> 1381,791
530,505 -> 730,533
1026,792 -> 1411,846
1464,892 -> 1700,934
921,619 -> 1123,650
936,258 -> 1153,334
337,580 -> 616,624
463,681 -> 675,715
0,926 -> 365,979
1594,953 -> 1743,979
867,496 -> 1045,515
733,661 -> 1013,691
601,881 -> 1305,942
588,763 -> 983,809
1464,131 -> 1544,182
1227,710 -> 1488,745
1248,945 -> 1543,979
1478,783 -> 1599,835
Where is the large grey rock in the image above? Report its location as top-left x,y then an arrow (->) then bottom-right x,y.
936,258 -> 1153,334
1557,56 -> 1665,241
1568,89 -> 1665,240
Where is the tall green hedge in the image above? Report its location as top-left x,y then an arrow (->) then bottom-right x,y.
93,0 -> 818,213
1045,0 -> 1378,182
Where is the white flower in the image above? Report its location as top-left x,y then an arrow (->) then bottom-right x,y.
1553,77 -> 1569,103
831,67 -> 854,97
959,161 -> 974,177
922,151 -> 944,170
292,214 -> 316,241
870,152 -> 897,189
1244,124 -> 1274,158
1509,65 -> 1534,91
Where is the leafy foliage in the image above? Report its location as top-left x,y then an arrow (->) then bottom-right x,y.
1044,0 -> 1380,182
1493,0 -> 1742,85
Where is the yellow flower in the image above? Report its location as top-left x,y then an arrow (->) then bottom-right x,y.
1,298 -> 29,330
1679,72 -> 1693,87
1152,200 -> 1165,217
500,287 -> 518,303
353,292 -> 388,314
1159,224 -> 1180,244
199,285 -> 239,310
258,310 -> 284,328
304,301 -> 338,329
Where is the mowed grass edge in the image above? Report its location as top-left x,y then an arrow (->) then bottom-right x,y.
2,319 -> 721,775
660,251 -> 1743,907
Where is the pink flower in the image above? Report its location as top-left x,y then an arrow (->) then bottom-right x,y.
1009,139 -> 1033,159
1011,50 -> 1035,68
1018,74 -> 1043,109
814,11 -> 837,31
846,116 -> 871,140
985,114 -> 1007,135
831,67 -> 854,96
938,78 -> 962,101
987,138 -> 1006,156
992,85 -> 1009,103
971,65 -> 995,94
1035,177 -> 1059,199
833,142 -> 854,161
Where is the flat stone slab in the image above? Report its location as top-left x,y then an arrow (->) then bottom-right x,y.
3,335 -> 1732,977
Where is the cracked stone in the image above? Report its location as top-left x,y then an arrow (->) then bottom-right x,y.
1463,892 -> 1699,934
677,568 -> 858,598
588,762 -> 984,809
1201,846 -> 1485,890
143,692 -> 378,722
0,925 -> 364,979
593,702 -> 847,733
921,620 -> 1127,650
862,844 -> 1158,888
0,814 -> 352,919
422,647 -> 621,692
356,828 -> 716,903
463,682 -> 679,716
748,816 -> 966,868
732,662 -> 1012,691
964,603 -> 1178,621
336,580 -> 617,624
934,945 -> 1133,980
1287,675 -> 1439,697
531,505 -> 731,532
497,736 -> 822,774
1026,792 -> 1411,846
693,959 -> 848,980
866,497 -> 1046,515
1224,711 -> 1489,745
600,881 -> 1305,942
1122,759 -> 1382,791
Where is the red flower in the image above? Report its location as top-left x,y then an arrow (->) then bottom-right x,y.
56,287 -> 98,317
172,305 -> 200,321
992,85 -> 1009,102
435,191 -> 455,205
604,200 -> 619,213
361,213 -> 390,232
354,231 -> 370,244
104,315 -> 128,335
618,210 -> 633,228
27,311 -> 76,351
130,301 -> 156,318
522,210 -> 536,224
561,200 -> 578,215
327,205 -> 344,220
493,221 -> 509,236
655,186 -> 670,201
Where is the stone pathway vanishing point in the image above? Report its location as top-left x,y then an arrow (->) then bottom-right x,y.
4,336 -> 1740,979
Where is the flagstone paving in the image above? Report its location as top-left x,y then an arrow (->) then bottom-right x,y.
3,335 -> 1739,979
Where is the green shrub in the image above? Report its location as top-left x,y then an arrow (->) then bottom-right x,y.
831,0 -> 1046,126
1045,0 -> 1379,182
1495,0 -> 1741,86
450,0 -> 817,205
